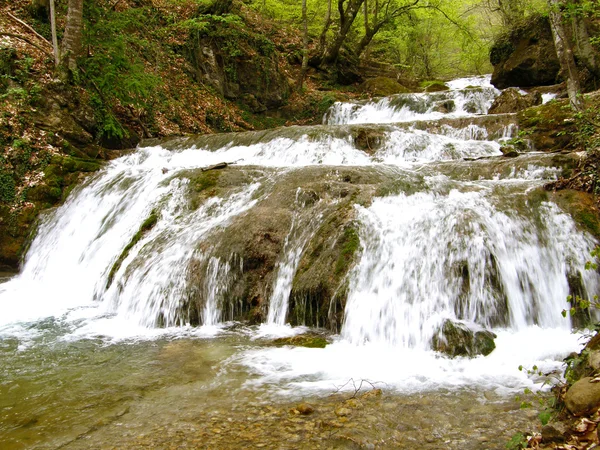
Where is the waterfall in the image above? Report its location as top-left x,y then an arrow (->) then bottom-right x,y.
0,75 -> 597,365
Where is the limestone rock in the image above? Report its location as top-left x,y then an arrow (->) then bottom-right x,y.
488,88 -> 542,114
431,320 -> 496,357
490,15 -> 560,89
565,377 -> 600,416
185,24 -> 290,110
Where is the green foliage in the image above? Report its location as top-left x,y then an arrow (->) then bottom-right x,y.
561,246 -> 600,319
0,170 -> 16,203
505,433 -> 527,450
80,3 -> 162,140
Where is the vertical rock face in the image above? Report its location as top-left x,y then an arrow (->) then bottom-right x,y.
184,17 -> 290,112
490,15 -> 561,89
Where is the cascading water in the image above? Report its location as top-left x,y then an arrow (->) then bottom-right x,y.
1,75 -> 599,448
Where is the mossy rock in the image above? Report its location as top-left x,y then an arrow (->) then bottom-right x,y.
270,333 -> 329,348
421,81 -> 449,92
517,99 -> 578,152
549,190 -> 600,239
359,77 -> 411,97
431,320 -> 496,357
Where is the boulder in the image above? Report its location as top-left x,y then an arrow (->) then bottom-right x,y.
488,88 -> 542,114
565,377 -> 600,416
431,320 -> 496,357
359,77 -> 410,97
184,19 -> 290,110
422,81 -> 449,93
490,15 -> 560,89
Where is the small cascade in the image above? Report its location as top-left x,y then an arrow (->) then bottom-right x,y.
267,189 -> 324,325
342,187 -> 598,347
324,76 -> 499,126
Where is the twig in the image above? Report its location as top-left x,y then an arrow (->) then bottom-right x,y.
6,12 -> 53,49
0,32 -> 52,56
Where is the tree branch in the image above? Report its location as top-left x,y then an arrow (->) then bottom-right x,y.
6,12 -> 53,49
0,32 -> 52,56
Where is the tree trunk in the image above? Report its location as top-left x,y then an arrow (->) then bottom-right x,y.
548,0 -> 583,111
49,0 -> 60,67
316,0 -> 333,58
321,0 -> 364,65
297,0 -> 309,89
355,21 -> 383,57
572,11 -> 600,78
61,0 -> 84,75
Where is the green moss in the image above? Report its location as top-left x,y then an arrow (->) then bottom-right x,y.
335,226 -> 360,275
420,80 -> 449,92
574,211 -> 600,238
271,334 -> 328,348
107,210 -> 159,287
193,170 -> 221,193
0,171 -> 16,203
50,155 -> 103,173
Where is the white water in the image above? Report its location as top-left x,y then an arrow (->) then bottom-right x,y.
1,75 -> 598,398
324,75 -> 500,126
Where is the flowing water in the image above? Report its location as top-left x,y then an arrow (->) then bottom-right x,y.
1,76 -> 598,449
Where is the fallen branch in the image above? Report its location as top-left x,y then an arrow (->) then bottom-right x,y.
6,12 -> 53,49
200,162 -> 237,172
0,32 -> 52,56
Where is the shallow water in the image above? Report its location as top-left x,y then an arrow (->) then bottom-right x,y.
0,325 -> 547,450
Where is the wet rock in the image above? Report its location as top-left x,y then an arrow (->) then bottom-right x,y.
335,407 -> 352,417
271,333 -> 329,349
352,128 -> 385,154
359,77 -> 410,97
500,145 -> 520,157
434,100 -> 456,114
490,15 -> 560,89
565,377 -> 600,416
488,88 -> 542,114
295,403 -> 314,415
431,320 -> 496,357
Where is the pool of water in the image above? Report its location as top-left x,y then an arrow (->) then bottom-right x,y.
0,319 -> 551,450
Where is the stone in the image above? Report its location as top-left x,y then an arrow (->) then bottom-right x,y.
488,88 -> 542,114
335,407 -> 352,417
422,81 -> 449,92
185,23 -> 290,110
541,425 -> 566,444
359,77 -> 410,97
431,320 -> 496,357
295,403 -> 314,415
565,377 -> 600,416
490,14 -> 560,89
500,145 -> 520,157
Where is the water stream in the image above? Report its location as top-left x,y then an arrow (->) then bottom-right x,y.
1,76 -> 598,449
